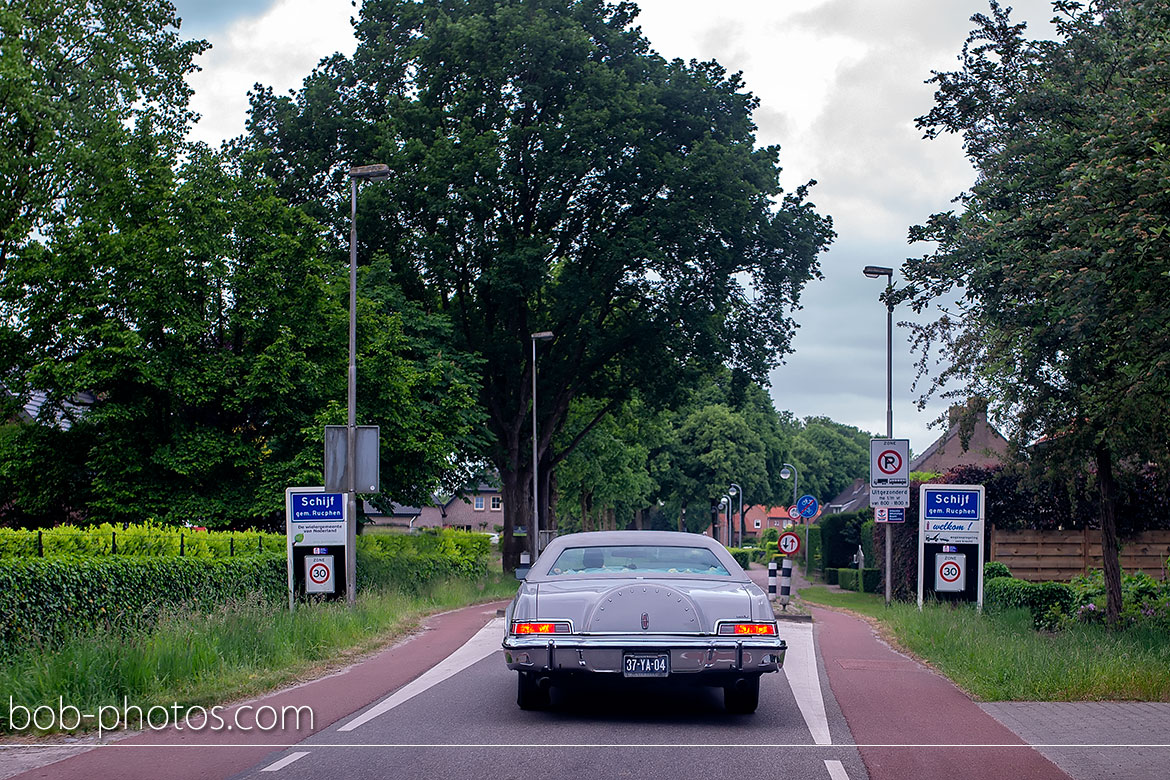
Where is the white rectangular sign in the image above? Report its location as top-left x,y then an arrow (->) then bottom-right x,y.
870,486 -> 910,508
870,439 -> 910,487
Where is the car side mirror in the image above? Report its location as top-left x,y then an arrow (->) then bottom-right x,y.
515,566 -> 530,580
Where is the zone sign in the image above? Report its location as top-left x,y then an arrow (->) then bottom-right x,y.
870,439 -> 910,488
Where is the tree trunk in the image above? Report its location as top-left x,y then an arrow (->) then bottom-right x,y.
500,467 -> 531,572
1095,443 -> 1124,626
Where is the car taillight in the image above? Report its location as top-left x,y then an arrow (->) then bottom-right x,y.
719,622 -> 777,636
511,621 -> 571,635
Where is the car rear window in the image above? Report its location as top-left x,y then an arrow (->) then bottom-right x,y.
546,545 -> 730,576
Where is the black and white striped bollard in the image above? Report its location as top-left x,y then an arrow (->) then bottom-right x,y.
780,557 -> 793,610
767,560 -> 777,600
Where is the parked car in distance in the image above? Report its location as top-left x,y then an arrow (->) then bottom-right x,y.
502,530 -> 785,713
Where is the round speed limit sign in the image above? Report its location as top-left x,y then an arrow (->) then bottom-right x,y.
778,531 -> 801,556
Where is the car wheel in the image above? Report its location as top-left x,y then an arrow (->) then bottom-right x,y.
516,671 -> 550,710
724,675 -> 760,714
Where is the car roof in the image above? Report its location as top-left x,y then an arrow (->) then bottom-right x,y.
529,530 -> 744,580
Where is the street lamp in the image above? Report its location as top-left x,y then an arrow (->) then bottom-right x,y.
345,163 -> 390,606
728,483 -> 743,547
530,330 -> 554,561
780,462 -> 799,510
719,494 -> 733,547
863,264 -> 895,607
781,462 -> 804,575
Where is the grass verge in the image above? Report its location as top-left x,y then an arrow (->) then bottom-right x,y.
800,586 -> 1170,701
2,572 -> 518,734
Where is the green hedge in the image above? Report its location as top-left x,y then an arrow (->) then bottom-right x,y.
0,529 -> 490,653
806,526 -> 822,571
837,568 -> 858,590
727,548 -> 752,569
0,554 -> 288,652
824,566 -> 838,585
984,560 -> 1012,580
0,523 -> 283,558
837,567 -> 882,592
984,577 -> 1075,629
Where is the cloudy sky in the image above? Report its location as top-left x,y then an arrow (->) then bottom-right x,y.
175,0 -> 1059,458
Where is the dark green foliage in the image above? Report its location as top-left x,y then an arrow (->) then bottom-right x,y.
984,577 -> 1075,629
761,528 -> 780,544
245,0 -> 833,562
0,529 -> 488,652
837,568 -> 858,591
819,510 -> 871,569
984,560 -> 1012,580
0,554 -> 288,653
727,548 -> 752,570
906,0 -> 1170,623
806,525 -> 822,572
824,567 -> 838,586
861,567 -> 881,593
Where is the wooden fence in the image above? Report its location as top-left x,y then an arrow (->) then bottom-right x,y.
989,526 -> 1170,582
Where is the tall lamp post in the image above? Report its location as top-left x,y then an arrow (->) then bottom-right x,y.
781,462 -> 802,574
728,483 -> 743,547
530,331 -> 554,561
863,264 -> 895,607
346,163 -> 389,606
719,494 -> 733,547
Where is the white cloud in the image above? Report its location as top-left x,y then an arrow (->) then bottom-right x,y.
186,0 -> 356,147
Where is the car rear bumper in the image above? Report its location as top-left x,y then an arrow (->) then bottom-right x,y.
501,634 -> 786,675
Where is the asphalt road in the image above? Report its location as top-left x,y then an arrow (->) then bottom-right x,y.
228,619 -> 868,780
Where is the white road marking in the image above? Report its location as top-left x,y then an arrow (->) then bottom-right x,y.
782,623 -> 832,745
824,759 -> 850,779
338,617 -> 505,732
260,751 -> 310,772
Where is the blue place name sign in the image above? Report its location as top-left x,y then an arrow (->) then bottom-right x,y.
923,489 -> 981,520
291,493 -> 344,522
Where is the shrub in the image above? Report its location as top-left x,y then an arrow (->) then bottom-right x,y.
0,554 -> 288,653
837,568 -> 859,591
806,525 -> 822,571
727,548 -> 751,569
861,567 -> 881,593
984,561 -> 1012,580
761,528 -> 780,544
984,577 -> 1074,629
824,567 -> 839,585
0,523 -> 283,559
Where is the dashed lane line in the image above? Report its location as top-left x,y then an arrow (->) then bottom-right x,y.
260,751 -> 310,772
825,759 -> 850,779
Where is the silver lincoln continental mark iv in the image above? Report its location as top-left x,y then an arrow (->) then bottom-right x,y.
502,530 -> 786,713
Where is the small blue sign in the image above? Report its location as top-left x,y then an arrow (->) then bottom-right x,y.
291,493 -> 345,522
923,489 -> 981,520
887,507 -> 905,523
797,495 -> 819,518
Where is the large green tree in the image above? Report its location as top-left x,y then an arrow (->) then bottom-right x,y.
904,0 -> 1170,622
1,0 -> 485,526
246,0 -> 833,564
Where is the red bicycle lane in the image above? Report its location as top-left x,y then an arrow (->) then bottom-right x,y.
812,605 -> 1070,780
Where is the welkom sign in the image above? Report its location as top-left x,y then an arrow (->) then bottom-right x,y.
917,484 -> 985,609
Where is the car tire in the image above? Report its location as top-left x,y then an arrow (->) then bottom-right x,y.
516,671 -> 550,710
724,675 -> 760,714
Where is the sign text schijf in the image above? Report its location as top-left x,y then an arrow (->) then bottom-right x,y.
291,493 -> 344,522
923,489 -> 980,520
